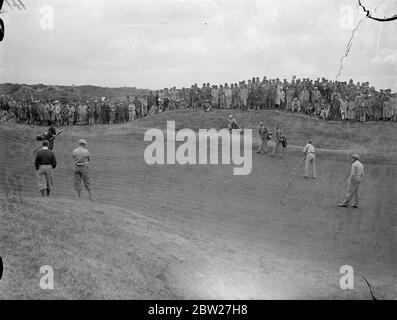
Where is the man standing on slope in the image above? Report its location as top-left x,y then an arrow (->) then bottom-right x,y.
270,125 -> 283,158
72,139 -> 93,200
338,155 -> 364,209
34,140 -> 57,197
256,122 -> 271,154
302,140 -> 316,179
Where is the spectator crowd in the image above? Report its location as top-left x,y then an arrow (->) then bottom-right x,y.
1,76 -> 396,126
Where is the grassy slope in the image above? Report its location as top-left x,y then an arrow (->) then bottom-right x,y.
2,109 -> 396,155
0,195 -> 231,299
133,109 -> 397,155
0,195 -> 335,300
0,113 -> 396,299
2,196 -> 393,300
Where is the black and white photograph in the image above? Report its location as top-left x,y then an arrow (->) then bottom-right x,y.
0,0 -> 396,305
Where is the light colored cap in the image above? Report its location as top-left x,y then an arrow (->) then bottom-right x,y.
229,115 -> 234,118
352,154 -> 360,160
79,139 -> 87,145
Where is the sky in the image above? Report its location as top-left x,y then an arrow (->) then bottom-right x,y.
0,0 -> 396,90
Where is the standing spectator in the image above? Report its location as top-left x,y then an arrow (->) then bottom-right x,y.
61,103 -> 69,126
382,98 -> 392,121
77,103 -> 84,125
285,85 -> 294,111
43,101 -> 51,126
211,85 -> 219,109
101,98 -> 109,124
88,103 -> 96,125
82,101 -> 89,125
68,103 -> 76,126
72,139 -> 93,200
95,100 -> 102,124
231,84 -> 239,109
54,101 -> 61,127
27,101 -> 32,124
134,96 -> 142,118
239,83 -> 248,111
247,80 -> 253,110
115,102 -> 122,123
346,97 -> 355,122
299,87 -> 310,114
31,101 -> 38,125
128,100 -> 136,121
205,83 -> 212,107
268,81 -> 276,110
219,85 -> 226,109
275,84 -> 285,109
340,97 -> 348,121
392,96 -> 397,122
330,95 -> 341,120
37,101 -> 44,126
50,102 -> 56,125
74,102 -> 79,125
253,83 -> 262,111
225,84 -> 232,109
109,102 -> 116,124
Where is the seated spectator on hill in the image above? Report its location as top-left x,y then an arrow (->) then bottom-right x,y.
291,98 -> 301,113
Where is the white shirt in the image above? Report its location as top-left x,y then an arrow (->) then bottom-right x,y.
303,143 -> 315,154
72,146 -> 90,166
351,160 -> 364,182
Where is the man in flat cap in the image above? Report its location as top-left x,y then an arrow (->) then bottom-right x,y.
72,139 -> 93,200
338,154 -> 364,208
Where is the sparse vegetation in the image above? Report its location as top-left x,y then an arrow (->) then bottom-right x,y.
0,83 -> 149,102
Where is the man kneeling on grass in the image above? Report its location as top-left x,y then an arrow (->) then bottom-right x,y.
35,140 -> 57,197
72,139 -> 93,200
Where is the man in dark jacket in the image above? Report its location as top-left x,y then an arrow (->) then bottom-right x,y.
34,140 -> 57,197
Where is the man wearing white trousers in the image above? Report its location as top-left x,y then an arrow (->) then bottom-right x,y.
303,140 -> 316,179
338,155 -> 364,208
